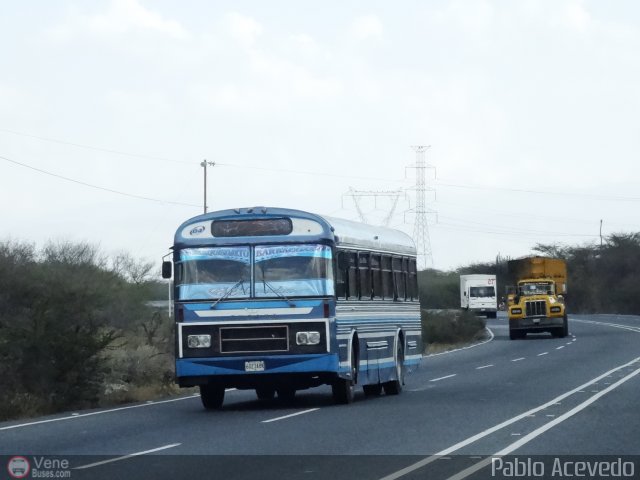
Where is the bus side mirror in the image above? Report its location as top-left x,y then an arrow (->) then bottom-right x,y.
162,261 -> 172,279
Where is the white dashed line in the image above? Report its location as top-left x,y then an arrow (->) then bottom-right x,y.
556,346 -> 565,350
75,443 -> 181,470
262,408 -> 320,423
476,364 -> 494,370
512,357 -> 525,362
537,352 -> 548,356
430,374 -> 457,382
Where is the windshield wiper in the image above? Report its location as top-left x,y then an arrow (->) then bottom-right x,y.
261,278 -> 296,307
210,279 -> 246,309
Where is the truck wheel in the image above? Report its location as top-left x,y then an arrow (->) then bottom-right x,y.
509,328 -> 518,340
563,315 -> 569,337
200,384 -> 225,410
383,339 -> 404,395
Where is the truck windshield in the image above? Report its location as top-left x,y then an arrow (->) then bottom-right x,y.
470,286 -> 495,298
177,247 -> 251,300
255,244 -> 334,298
519,282 -> 554,296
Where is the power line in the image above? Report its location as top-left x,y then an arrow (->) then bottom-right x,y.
0,154 -> 200,207
435,178 -> 640,203
0,127 -> 188,164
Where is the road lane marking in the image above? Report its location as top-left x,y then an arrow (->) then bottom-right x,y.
430,374 -> 457,382
74,443 -> 181,469
537,352 -> 548,356
476,364 -> 494,370
556,346 -> 564,350
378,356 -> 640,480
511,357 -> 525,362
446,365 -> 640,480
0,395 -> 201,431
262,408 -> 319,423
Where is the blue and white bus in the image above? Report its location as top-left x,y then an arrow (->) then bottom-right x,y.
162,207 -> 422,409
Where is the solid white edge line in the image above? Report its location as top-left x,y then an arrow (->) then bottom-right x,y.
378,355 -> 640,480
74,443 -> 181,470
446,365 -> 640,480
0,395 -> 200,431
430,374 -> 457,382
426,326 -> 494,358
262,408 -> 320,423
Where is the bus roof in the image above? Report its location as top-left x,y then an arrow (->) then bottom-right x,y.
173,207 -> 416,255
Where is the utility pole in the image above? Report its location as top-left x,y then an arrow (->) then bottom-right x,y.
407,145 -> 435,270
201,160 -> 215,213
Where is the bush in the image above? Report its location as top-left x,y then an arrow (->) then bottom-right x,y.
422,309 -> 486,346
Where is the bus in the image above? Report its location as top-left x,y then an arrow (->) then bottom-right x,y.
162,207 -> 422,409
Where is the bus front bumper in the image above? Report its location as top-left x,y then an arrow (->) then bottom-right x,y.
176,353 -> 339,379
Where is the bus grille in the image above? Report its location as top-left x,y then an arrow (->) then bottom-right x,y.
525,300 -> 546,317
220,325 -> 289,353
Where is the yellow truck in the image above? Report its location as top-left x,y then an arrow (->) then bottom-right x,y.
506,257 -> 568,340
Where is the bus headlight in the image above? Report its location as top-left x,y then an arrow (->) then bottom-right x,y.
550,306 -> 561,313
296,331 -> 321,345
187,334 -> 211,348
511,308 -> 522,315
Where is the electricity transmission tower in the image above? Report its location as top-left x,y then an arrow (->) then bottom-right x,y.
342,188 -> 405,226
407,146 -> 435,269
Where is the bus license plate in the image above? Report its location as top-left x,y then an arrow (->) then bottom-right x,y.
245,361 -> 265,372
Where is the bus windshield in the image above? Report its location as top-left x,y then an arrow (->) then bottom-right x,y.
255,244 -> 333,298
176,244 -> 333,300
177,247 -> 251,300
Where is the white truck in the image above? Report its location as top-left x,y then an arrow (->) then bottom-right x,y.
460,274 -> 497,318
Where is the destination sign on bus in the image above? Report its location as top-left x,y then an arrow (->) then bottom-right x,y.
212,218 -> 293,237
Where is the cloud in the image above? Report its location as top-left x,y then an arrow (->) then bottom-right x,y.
551,0 -> 591,32
48,0 -> 190,40
225,12 -> 263,46
350,15 -> 383,41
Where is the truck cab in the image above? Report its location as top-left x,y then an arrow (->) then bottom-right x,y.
508,277 -> 568,339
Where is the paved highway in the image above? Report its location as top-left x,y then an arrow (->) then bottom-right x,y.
1,314 -> 639,479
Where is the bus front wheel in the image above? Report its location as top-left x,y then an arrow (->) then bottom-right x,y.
200,384 -> 225,410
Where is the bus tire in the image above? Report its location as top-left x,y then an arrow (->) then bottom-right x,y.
200,384 -> 225,410
256,387 -> 275,400
383,338 -> 404,395
277,387 -> 296,403
332,341 -> 357,404
363,384 -> 382,396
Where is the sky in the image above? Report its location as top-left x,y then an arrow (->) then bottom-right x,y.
1,0 -> 640,271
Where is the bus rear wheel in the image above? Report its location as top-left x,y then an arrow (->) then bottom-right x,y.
200,384 -> 225,410
363,384 -> 382,396
383,339 -> 404,395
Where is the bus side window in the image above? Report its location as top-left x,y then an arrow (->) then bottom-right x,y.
392,257 -> 405,301
382,255 -> 393,300
335,251 -> 347,299
408,258 -> 418,301
358,253 -> 371,300
347,253 -> 358,300
371,254 -> 382,300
